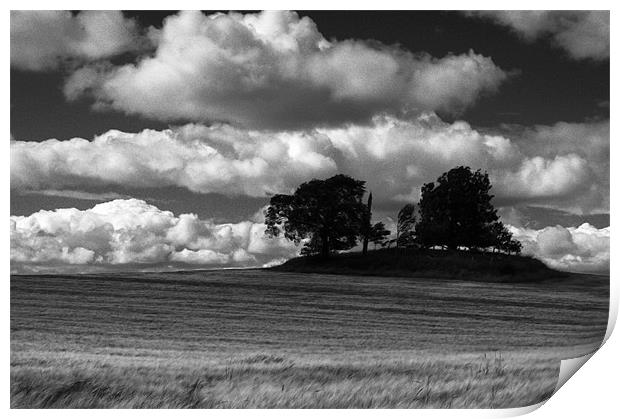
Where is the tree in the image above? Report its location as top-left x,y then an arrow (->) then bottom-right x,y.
484,221 -> 521,254
368,222 -> 391,249
264,174 -> 367,258
415,166 -> 508,251
506,239 -> 522,255
396,203 -> 416,248
361,193 -> 373,255
496,223 -> 522,254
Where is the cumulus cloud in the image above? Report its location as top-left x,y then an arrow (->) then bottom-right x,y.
63,10 -> 508,129
11,114 -> 608,213
471,11 -> 609,60
494,154 -> 592,201
11,10 -> 146,71
10,198 -> 608,274
11,124 -> 340,197
318,116 -> 603,210
10,199 -> 300,272
501,120 -> 609,213
509,223 -> 610,273
515,120 -> 609,162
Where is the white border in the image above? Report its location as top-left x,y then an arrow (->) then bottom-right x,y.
4,1 -> 618,417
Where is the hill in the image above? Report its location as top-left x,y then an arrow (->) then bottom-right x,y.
269,248 -> 564,282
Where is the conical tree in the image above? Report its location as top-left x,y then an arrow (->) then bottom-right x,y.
361,192 -> 373,255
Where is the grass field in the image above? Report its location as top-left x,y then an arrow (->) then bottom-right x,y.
10,270 -> 609,408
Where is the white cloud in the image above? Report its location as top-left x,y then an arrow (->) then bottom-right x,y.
505,120 -> 609,213
10,199 -> 299,271
472,11 -> 609,60
516,120 -> 609,162
64,10 -> 507,129
10,124 -> 339,197
509,223 -> 609,273
10,198 -> 609,274
494,154 -> 592,201
11,11 -> 145,71
536,225 -> 578,256
11,115 -> 608,213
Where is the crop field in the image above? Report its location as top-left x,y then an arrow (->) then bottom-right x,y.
10,270 -> 608,408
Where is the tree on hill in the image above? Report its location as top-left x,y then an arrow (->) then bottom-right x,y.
360,192 -> 373,255
264,174 -> 367,258
396,203 -> 416,248
415,166 -> 518,252
506,239 -> 523,255
368,222 -> 391,249
358,192 -> 392,254
487,222 -> 522,254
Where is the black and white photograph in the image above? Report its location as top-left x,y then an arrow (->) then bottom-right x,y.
9,7 -> 611,409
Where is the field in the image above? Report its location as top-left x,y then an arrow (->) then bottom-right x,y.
11,270 -> 608,408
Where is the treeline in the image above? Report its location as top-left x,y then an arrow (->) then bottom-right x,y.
265,166 -> 521,258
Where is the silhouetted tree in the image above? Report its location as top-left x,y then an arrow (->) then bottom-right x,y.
368,222 -> 391,249
486,221 -> 508,251
361,192 -> 373,255
264,174 -> 367,258
506,239 -> 523,255
415,166 -> 509,251
396,203 -> 417,248
483,221 -> 521,254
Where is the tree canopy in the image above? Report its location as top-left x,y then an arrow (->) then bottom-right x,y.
415,166 -> 518,252
264,174 -> 367,257
368,222 -> 391,249
265,168 -> 520,259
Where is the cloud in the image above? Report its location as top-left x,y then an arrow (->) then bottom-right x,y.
11,115 -> 608,214
494,154 -> 592,201
515,120 -> 609,161
500,120 -> 609,213
10,199 -> 300,272
471,11 -> 609,60
10,198 -> 609,274
497,205 -> 609,231
10,11 -> 146,71
317,115 -> 603,211
19,189 -> 131,202
509,223 -> 609,273
63,10 -> 508,129
11,124 -> 340,197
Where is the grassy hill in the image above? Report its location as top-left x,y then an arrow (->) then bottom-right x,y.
270,248 -> 564,282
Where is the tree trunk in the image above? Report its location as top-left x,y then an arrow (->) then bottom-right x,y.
321,234 -> 330,259
362,192 -> 373,256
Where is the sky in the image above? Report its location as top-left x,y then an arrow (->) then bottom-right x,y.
10,10 -> 610,274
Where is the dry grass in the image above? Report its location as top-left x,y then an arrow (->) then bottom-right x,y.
12,349 -> 567,408
11,270 -> 608,408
